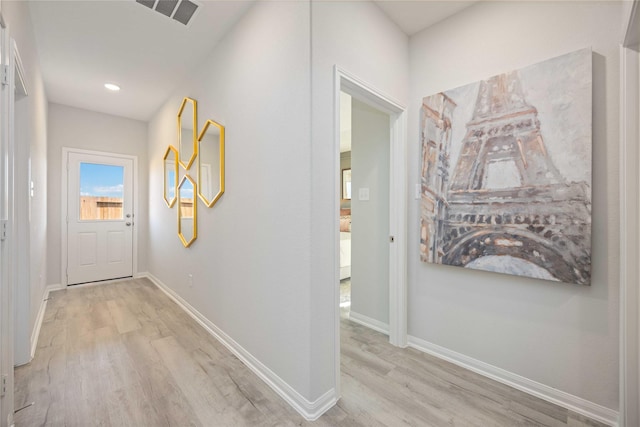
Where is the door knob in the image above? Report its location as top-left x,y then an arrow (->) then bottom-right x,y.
126,214 -> 131,218
126,222 -> 132,226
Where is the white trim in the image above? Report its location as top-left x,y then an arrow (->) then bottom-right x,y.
619,42 -> 640,427
388,107 -> 408,348
348,311 -> 390,336
45,284 -> 65,293
408,335 -> 619,427
9,38 -> 29,367
29,291 -> 46,361
61,147 -> 139,287
0,21 -> 14,427
142,273 -> 338,421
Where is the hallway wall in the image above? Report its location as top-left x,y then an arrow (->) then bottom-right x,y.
46,103 -> 148,285
146,0 -> 317,410
407,0 -> 624,412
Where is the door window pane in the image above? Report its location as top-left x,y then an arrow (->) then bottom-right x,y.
79,163 -> 124,220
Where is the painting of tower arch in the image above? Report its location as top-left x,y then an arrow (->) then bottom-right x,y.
420,48 -> 592,285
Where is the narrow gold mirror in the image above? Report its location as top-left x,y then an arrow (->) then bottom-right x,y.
197,119 -> 225,207
163,146 -> 178,207
178,97 -> 197,170
178,175 -> 197,247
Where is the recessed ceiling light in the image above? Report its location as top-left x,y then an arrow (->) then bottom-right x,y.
104,83 -> 120,91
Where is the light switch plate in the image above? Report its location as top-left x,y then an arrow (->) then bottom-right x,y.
358,188 -> 369,201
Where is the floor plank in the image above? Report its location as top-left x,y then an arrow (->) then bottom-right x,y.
14,278 -> 611,427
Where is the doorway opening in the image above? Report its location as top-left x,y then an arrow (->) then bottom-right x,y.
338,90 -> 392,335
333,67 -> 407,395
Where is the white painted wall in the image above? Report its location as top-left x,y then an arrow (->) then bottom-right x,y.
147,1 -> 315,403
47,103 -> 148,285
0,0 -> 48,422
408,1 -> 624,410
350,98 -> 390,326
310,0 -> 408,397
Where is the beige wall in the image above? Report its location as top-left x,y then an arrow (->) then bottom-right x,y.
146,0 -> 317,408
407,0 -> 624,411
47,103 -> 148,285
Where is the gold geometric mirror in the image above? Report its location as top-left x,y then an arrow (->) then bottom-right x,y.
178,97 -> 197,170
163,145 -> 178,207
197,119 -> 225,207
178,174 -> 197,247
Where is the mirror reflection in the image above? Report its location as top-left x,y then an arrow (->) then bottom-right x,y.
178,97 -> 198,170
178,175 -> 197,247
163,146 -> 178,207
198,119 -> 225,207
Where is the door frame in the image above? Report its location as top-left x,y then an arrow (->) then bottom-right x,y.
10,38 -> 30,368
620,1 -> 639,425
333,66 -> 407,392
0,13 -> 11,427
61,147 -> 139,287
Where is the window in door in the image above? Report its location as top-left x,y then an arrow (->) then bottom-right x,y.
79,162 -> 124,221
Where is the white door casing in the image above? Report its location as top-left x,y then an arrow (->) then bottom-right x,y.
0,16 -> 12,427
620,2 -> 639,426
65,150 -> 134,285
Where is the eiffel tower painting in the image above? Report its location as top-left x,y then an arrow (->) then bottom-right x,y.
420,48 -> 592,285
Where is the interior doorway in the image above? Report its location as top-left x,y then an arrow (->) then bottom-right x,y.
333,67 -> 408,395
338,90 -> 392,334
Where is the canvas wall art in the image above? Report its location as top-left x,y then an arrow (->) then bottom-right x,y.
420,48 -> 592,285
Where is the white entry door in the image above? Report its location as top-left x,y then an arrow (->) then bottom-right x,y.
67,152 -> 134,285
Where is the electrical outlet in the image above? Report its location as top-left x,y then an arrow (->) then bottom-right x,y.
188,274 -> 193,287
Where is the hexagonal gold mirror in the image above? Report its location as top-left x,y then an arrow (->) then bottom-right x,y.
163,145 -> 178,207
178,175 -> 197,248
197,119 -> 225,207
178,97 -> 197,170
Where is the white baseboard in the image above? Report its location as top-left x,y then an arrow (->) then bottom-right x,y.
407,335 -> 619,427
46,283 -> 65,293
143,273 -> 337,421
30,284 -> 64,360
349,311 -> 389,335
30,296 -> 46,360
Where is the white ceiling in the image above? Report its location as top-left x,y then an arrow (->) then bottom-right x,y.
374,0 -> 478,35
28,1 -> 476,123
28,0 -> 254,121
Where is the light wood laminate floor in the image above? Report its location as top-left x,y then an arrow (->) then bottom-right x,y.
15,278 -> 608,426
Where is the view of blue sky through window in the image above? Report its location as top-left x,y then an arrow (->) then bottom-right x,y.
80,163 -> 124,198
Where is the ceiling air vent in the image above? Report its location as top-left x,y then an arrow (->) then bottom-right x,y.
135,0 -> 200,26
